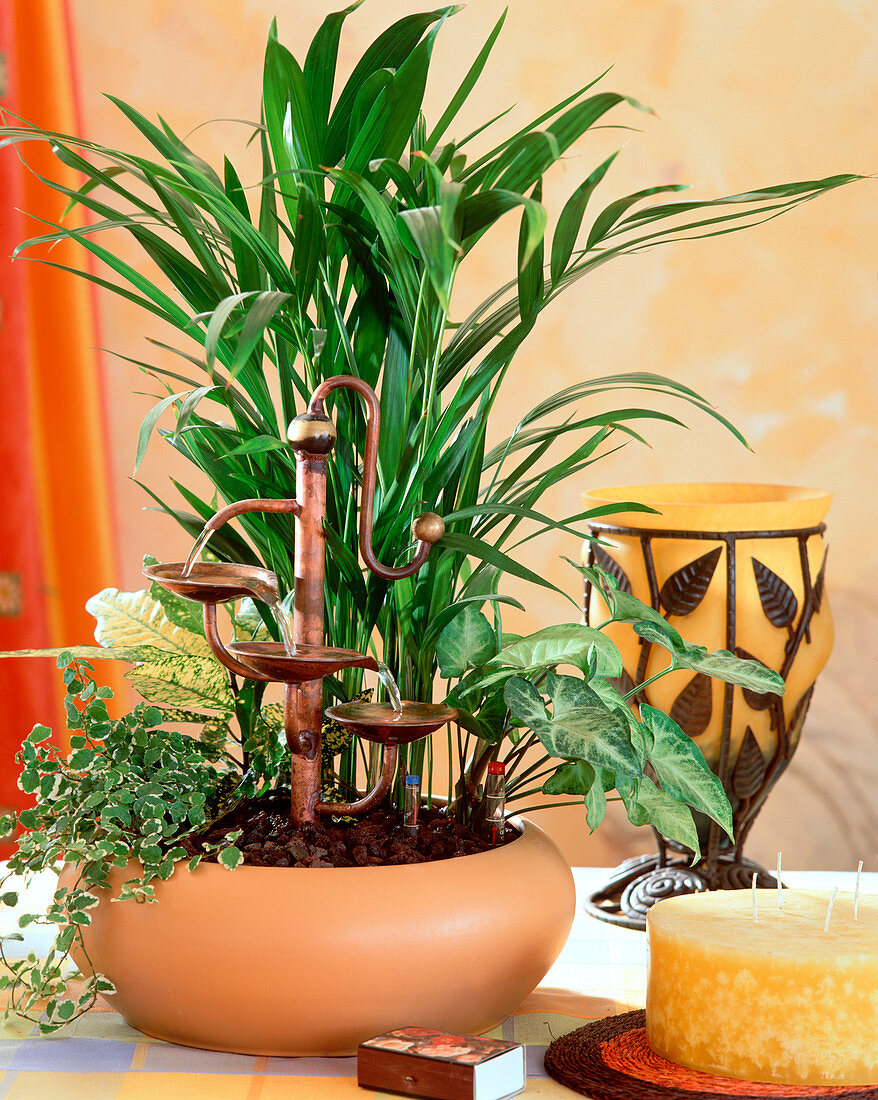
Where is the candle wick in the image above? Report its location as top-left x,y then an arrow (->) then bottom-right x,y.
777,851 -> 783,910
752,871 -> 759,922
824,886 -> 839,933
854,859 -> 864,921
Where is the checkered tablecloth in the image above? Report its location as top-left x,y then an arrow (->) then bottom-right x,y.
0,867 -> 870,1098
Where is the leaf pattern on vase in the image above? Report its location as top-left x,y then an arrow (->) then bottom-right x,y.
735,646 -> 777,711
812,547 -> 828,613
786,685 -> 815,755
659,546 -> 722,617
669,672 -> 712,737
732,726 -> 768,799
752,558 -> 799,629
592,543 -> 632,594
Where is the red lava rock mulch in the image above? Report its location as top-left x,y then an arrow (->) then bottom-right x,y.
184,792 -> 518,868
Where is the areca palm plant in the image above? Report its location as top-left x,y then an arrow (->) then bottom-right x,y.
1,5 -> 857,797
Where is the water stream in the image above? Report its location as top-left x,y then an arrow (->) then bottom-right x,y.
183,523 -> 298,657
376,661 -> 403,715
181,523 -> 214,577
183,526 -> 405,682
271,599 -> 297,657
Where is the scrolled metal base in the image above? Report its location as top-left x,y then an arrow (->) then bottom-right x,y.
584,853 -> 777,930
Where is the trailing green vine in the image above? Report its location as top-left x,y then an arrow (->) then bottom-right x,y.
0,656 -> 240,1032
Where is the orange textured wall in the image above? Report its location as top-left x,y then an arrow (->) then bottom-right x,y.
64,0 -> 877,869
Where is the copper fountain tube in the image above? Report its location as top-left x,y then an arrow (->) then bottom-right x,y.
288,446 -> 327,823
196,497 -> 298,684
314,744 -> 400,817
308,376 -> 432,581
205,497 -> 301,528
288,375 -> 441,823
203,603 -> 272,682
192,376 -> 443,826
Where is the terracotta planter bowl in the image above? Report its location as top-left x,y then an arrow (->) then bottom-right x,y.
65,817 -> 574,1056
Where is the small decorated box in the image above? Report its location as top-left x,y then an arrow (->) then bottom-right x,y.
357,1026 -> 526,1100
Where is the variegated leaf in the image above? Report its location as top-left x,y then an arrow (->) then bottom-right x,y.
154,708 -> 233,751
589,675 -> 648,766
639,704 -> 732,837
232,598 -> 274,642
505,673 -> 641,779
144,559 -> 205,636
591,544 -> 631,594
151,706 -> 215,724
200,717 -> 234,748
218,845 -> 243,870
735,647 -> 776,710
488,624 -> 623,678
0,644 -> 152,662
125,654 -> 234,712
659,546 -> 722,617
616,774 -> 702,856
606,666 -> 635,697
260,701 -> 284,730
632,621 -> 785,695
87,587 -> 212,657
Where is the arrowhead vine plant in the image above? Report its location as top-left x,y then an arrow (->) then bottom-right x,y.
0,2 -> 853,1032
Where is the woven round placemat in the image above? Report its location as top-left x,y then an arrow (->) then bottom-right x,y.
543,1010 -> 878,1100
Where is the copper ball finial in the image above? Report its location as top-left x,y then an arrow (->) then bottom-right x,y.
286,412 -> 336,454
412,512 -> 445,544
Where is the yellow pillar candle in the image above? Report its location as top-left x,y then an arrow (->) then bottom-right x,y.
646,890 -> 878,1086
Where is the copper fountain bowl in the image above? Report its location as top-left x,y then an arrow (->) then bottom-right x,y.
324,701 -> 459,745
226,641 -> 379,684
144,561 -> 280,605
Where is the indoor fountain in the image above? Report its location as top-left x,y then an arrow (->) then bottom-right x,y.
145,374 -> 457,823
77,373 -> 572,1056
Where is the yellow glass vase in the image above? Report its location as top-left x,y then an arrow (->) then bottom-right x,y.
582,483 -> 833,926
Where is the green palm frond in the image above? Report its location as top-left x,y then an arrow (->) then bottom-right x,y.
1,5 -> 859,741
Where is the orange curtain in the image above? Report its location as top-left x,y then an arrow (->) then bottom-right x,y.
0,0 -> 126,839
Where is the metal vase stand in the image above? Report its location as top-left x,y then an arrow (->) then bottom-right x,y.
583,519 -> 826,930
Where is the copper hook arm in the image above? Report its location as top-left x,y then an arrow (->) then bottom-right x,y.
307,375 -> 443,582
313,743 -> 399,817
205,496 -> 301,530
203,603 -> 272,682
200,498 -> 300,681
